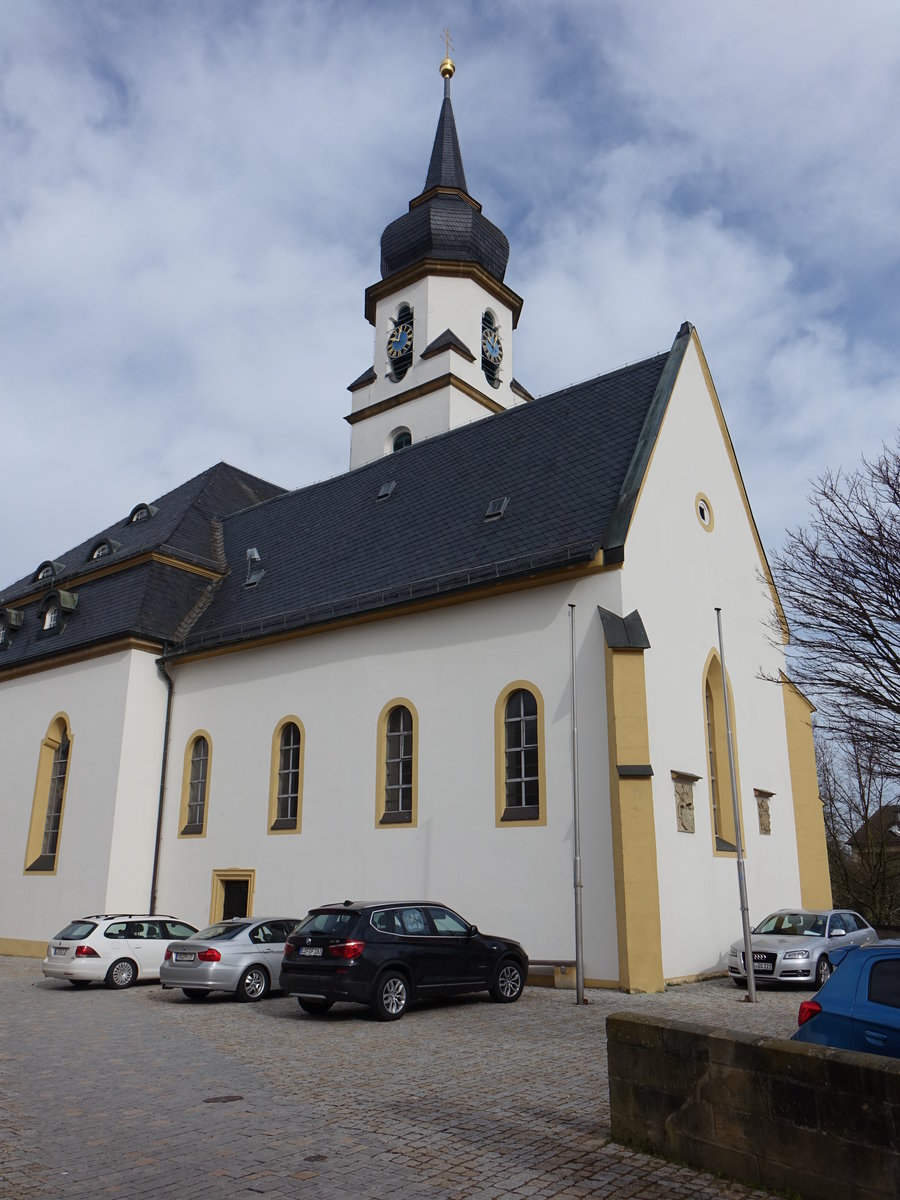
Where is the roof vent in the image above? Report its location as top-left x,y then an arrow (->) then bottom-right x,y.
377,480 -> 396,501
484,496 -> 508,521
244,547 -> 265,589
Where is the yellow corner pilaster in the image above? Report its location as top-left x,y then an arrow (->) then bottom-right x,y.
782,675 -> 832,907
604,646 -> 664,993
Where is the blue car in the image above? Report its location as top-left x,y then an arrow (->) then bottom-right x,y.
792,940 -> 900,1058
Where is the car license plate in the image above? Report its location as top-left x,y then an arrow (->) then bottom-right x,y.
300,946 -> 322,957
753,962 -> 773,973
53,947 -> 68,956
175,952 -> 196,962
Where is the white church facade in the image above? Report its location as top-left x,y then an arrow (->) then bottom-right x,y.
0,58 -> 830,991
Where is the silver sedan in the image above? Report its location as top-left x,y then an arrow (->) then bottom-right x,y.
160,917 -> 302,1001
728,908 -> 878,988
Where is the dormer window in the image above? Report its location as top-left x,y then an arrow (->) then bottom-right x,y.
38,589 -> 78,638
89,538 -> 120,561
387,304 -> 414,382
0,607 -> 24,651
127,503 -> 158,526
34,560 -> 63,583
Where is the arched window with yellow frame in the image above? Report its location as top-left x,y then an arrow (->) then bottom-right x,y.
24,713 -> 73,873
179,731 -> 212,837
494,682 -> 547,826
702,654 -> 744,854
375,699 -> 418,827
269,717 -> 304,833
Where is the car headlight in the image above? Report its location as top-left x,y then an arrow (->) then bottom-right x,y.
783,950 -> 810,960
728,946 -> 738,957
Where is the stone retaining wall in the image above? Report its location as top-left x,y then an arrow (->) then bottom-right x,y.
607,1011 -> 900,1200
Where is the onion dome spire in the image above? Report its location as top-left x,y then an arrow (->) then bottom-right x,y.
379,53 -> 510,283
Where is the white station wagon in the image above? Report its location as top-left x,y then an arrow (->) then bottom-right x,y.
42,914 -> 198,989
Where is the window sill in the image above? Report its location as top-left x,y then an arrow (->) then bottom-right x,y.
26,854 -> 57,872
380,810 -> 413,825
501,805 -> 540,823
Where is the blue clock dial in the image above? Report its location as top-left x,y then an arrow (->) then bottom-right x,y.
482,330 -> 503,365
387,323 -> 413,359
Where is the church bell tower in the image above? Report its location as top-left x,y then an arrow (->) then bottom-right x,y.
346,53 -> 529,469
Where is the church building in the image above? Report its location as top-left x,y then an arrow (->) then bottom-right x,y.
0,56 -> 830,990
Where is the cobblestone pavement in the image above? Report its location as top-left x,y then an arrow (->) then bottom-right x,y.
0,955 -> 803,1199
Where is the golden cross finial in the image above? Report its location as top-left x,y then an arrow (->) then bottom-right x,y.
440,28 -> 455,80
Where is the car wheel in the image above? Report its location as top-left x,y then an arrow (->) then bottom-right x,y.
105,958 -> 137,989
298,998 -> 334,1015
373,970 -> 409,1020
182,988 -> 210,1001
69,980 -> 91,990
236,965 -> 270,1002
816,956 -> 832,987
490,958 -> 525,1003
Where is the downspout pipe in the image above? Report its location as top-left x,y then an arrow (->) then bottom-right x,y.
149,649 -> 175,915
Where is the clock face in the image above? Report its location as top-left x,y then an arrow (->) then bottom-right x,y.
387,322 -> 413,360
482,328 -> 503,365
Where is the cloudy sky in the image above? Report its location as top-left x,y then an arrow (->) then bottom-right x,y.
3,1 -> 899,588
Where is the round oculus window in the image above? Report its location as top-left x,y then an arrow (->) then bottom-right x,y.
695,493 -> 714,532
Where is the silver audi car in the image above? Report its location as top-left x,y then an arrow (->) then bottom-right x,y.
160,916 -> 302,1001
728,908 -> 878,988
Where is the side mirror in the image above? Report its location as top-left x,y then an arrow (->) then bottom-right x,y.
831,928 -> 847,938
467,924 -> 478,937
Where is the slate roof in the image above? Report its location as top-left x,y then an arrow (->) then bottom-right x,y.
424,94 -> 468,192
177,330 -> 688,656
0,463 -> 285,672
1,329 -> 690,671
379,84 -> 510,282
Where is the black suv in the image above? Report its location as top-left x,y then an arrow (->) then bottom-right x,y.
280,900 -> 529,1021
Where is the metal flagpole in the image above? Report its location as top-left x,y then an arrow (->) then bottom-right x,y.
715,607 -> 756,1002
569,604 -> 585,1004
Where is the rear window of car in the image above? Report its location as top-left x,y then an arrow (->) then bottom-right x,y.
164,922 -> 197,938
54,921 -> 97,940
869,959 -> 900,1009
192,923 -> 247,941
296,911 -> 358,936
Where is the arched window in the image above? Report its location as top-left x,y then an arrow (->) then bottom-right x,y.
495,683 -> 545,825
24,715 -> 73,873
703,656 -> 741,853
392,429 -> 412,452
269,718 -> 304,833
376,700 -> 418,826
180,733 -> 211,836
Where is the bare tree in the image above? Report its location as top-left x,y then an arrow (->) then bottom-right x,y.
819,730 -> 900,928
771,436 -> 900,771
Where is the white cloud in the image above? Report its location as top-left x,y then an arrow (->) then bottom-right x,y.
1,0 -> 898,585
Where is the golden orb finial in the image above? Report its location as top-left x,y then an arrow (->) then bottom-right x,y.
440,28 -> 455,79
